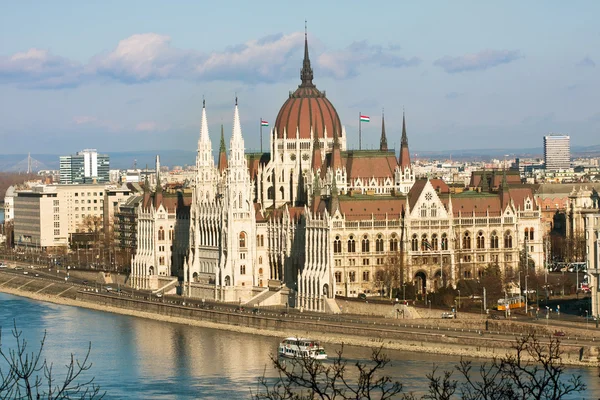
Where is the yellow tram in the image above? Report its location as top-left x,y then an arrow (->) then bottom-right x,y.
497,295 -> 525,311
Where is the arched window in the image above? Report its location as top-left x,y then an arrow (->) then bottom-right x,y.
362,270 -> 370,282
490,231 -> 499,249
389,233 -> 399,252
258,256 -> 263,265
347,235 -> 356,253
158,227 -> 165,241
239,232 -> 246,248
375,234 -> 384,252
476,231 -> 485,249
421,234 -> 430,251
462,231 -> 471,250
224,276 -> 231,286
334,272 -> 342,283
524,228 -> 529,241
431,234 -> 438,251
334,236 -> 342,253
441,233 -> 448,250
504,231 -> 513,248
361,235 -> 370,253
411,234 -> 419,252
267,186 -> 274,200
529,228 -> 534,241
430,203 -> 437,218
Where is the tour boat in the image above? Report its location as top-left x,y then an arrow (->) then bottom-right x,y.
278,337 -> 327,360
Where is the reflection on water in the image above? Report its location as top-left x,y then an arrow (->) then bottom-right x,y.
0,292 -> 598,399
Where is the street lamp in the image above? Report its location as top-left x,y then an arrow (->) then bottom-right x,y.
457,289 -> 461,309
585,310 -> 589,330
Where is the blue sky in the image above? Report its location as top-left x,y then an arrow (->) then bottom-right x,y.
1,1 -> 599,155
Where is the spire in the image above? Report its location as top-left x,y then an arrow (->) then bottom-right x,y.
218,124 -> 228,172
329,175 -> 340,214
481,167 -> 490,192
300,21 -> 314,88
380,109 -> 388,151
399,110 -> 411,170
311,129 -> 322,171
330,129 -> 343,171
199,98 -> 210,144
154,155 -> 163,208
232,97 -> 242,141
501,167 -> 509,191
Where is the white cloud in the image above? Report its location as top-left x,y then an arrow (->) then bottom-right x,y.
0,32 -> 420,88
434,50 -> 522,73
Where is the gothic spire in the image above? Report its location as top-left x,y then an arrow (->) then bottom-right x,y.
218,124 -> 228,172
481,167 -> 490,192
311,129 -> 322,171
401,111 -> 408,146
300,21 -> 314,88
399,110 -> 411,170
380,109 -> 388,151
199,98 -> 210,144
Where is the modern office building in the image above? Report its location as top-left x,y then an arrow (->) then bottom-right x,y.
60,149 -> 110,184
544,134 -> 571,171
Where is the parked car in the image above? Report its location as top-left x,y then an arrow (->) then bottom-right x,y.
553,330 -> 566,337
82,280 -> 89,285
441,312 -> 454,319
252,308 -> 261,315
105,286 -> 113,292
23,271 -> 29,275
358,293 -> 367,300
155,292 -> 163,298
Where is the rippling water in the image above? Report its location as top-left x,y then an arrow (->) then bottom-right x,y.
0,292 -> 598,399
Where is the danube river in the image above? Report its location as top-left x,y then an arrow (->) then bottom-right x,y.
1,292 -> 598,399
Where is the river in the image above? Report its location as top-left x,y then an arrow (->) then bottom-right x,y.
0,292 -> 598,399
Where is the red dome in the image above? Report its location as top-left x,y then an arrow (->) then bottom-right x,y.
274,33 -> 342,140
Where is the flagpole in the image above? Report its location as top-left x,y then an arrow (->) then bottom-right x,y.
260,117 -> 263,153
359,111 -> 362,150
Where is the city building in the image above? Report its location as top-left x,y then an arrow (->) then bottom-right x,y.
60,149 -> 110,184
130,34 -> 546,311
582,204 -> 600,318
544,135 -> 571,171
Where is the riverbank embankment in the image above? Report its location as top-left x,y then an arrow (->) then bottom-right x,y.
1,272 -> 598,367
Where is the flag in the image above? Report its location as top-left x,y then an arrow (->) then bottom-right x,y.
360,115 -> 370,122
261,120 -> 269,127
422,239 -> 432,250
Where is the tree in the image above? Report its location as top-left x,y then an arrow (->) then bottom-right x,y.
254,334 -> 586,400
0,321 -> 104,399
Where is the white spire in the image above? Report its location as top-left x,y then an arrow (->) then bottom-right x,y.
232,96 -> 243,142
229,97 -> 246,170
199,99 -> 210,145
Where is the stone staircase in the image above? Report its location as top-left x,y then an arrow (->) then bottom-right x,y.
153,278 -> 179,295
324,297 -> 341,314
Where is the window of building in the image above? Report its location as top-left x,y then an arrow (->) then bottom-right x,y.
361,235 -> 370,252
53,200 -> 59,206
75,200 -> 79,204
347,235 -> 356,253
504,231 -> 513,248
362,258 -> 370,266
54,229 -> 60,235
239,232 -> 246,248
240,253 -> 246,259
349,271 -> 356,282
334,236 -> 342,253
363,271 -> 370,281
349,259 -> 356,266
430,234 -> 438,251
529,228 -> 534,241
441,233 -> 448,250
376,258 -> 384,265
258,256 -> 262,264
54,214 -> 59,220
421,234 -> 430,251
375,234 -> 384,252
257,235 -> 264,247
490,231 -> 499,249
477,254 -> 485,262
158,245 -> 164,252
430,203 -> 437,218
75,193 -> 78,197
240,265 -> 246,275
476,231 -> 485,249
389,234 -> 398,252
420,204 -> 427,218
462,231 -> 471,250
524,228 -> 529,241
158,227 -> 165,241
335,259 -> 341,267
53,222 -> 59,228
335,272 -> 342,283
411,234 -> 418,251
159,256 -> 165,265
464,255 -> 472,262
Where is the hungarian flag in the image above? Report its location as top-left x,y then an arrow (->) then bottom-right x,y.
261,120 -> 269,127
360,115 -> 370,122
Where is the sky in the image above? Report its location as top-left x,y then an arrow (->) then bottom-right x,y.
1,1 -> 599,156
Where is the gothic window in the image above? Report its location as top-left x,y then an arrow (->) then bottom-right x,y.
476,231 -> 485,249
389,233 -> 399,252
504,231 -> 513,248
441,233 -> 448,250
349,271 -> 356,282
525,200 -> 532,210
239,232 -> 246,248
524,228 -> 529,241
267,187 -> 274,200
224,276 -> 231,286
430,203 -> 437,218
334,236 -> 342,253
335,272 -> 342,283
421,234 -> 430,251
158,227 -> 165,241
490,231 -> 499,249
347,235 -> 356,253
431,234 -> 438,251
240,265 -> 246,275
375,234 -> 384,252
529,228 -> 534,241
420,203 -> 427,218
363,270 -> 370,282
411,234 -> 419,252
361,235 -> 370,252
239,193 -> 242,208
169,229 -> 174,241
159,256 -> 165,265
462,231 -> 471,250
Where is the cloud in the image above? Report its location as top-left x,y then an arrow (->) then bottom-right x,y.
434,50 -> 522,73
0,32 -> 420,88
576,56 -> 596,67
317,41 -> 420,79
0,48 -> 83,88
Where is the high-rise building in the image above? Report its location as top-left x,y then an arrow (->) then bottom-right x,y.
544,134 -> 570,170
60,149 -> 110,184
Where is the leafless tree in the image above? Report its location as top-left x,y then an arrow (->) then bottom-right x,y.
0,321 -> 104,399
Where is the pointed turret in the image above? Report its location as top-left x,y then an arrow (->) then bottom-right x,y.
231,97 -> 242,142
154,155 -> 163,208
499,167 -> 510,209
399,111 -> 411,170
218,124 -> 228,172
311,130 -> 322,171
481,167 -> 490,192
300,23 -> 314,88
330,129 -> 343,171
329,175 -> 340,214
380,109 -> 388,151
199,99 -> 210,145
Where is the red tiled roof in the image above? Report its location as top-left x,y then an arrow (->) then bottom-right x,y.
345,151 -> 398,181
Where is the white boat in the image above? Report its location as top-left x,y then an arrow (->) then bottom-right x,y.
278,337 -> 327,360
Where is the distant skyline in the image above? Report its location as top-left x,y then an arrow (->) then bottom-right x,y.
1,1 -> 599,154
